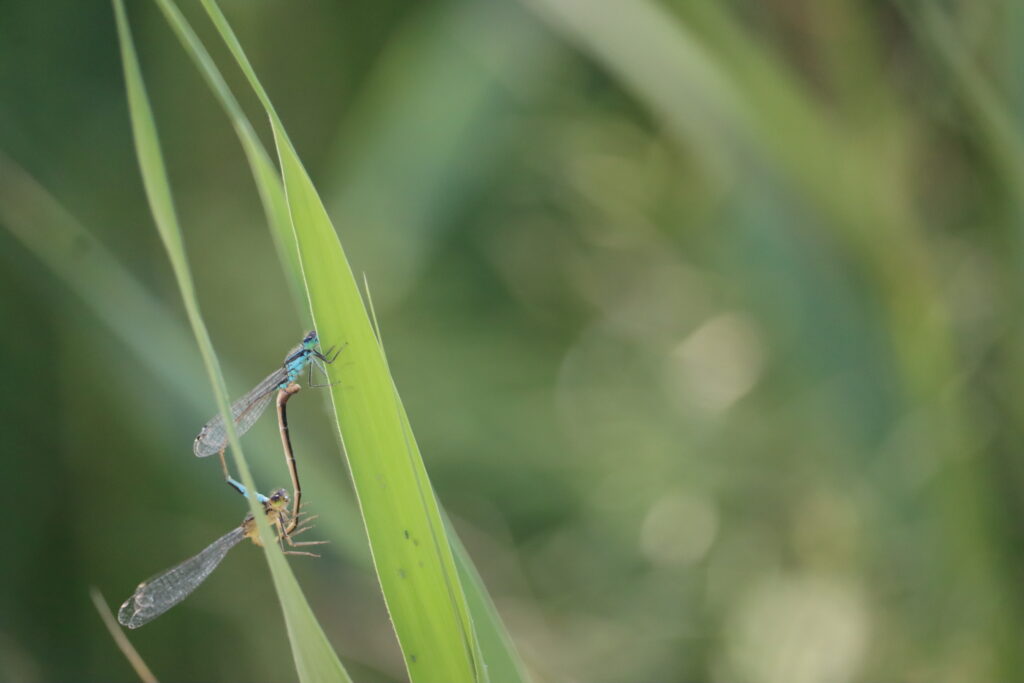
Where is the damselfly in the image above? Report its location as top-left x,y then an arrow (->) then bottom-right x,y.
193,330 -> 339,500
117,489 -> 322,629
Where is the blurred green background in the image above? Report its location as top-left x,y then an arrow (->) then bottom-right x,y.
3,0 -> 1024,681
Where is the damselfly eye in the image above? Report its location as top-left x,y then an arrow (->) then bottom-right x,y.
304,330 -> 318,346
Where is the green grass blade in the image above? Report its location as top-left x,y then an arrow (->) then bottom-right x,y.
273,122 -> 483,683
194,2 -> 486,680
146,11 -> 523,659
150,0 -> 527,676
112,4 -> 349,682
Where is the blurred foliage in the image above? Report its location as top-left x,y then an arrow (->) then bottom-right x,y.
2,1 -> 1024,682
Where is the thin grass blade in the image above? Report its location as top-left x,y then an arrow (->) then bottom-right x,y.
89,587 -> 160,683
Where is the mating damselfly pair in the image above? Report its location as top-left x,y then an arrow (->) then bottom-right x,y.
117,331 -> 340,629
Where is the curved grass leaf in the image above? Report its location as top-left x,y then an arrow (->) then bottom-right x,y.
193,1 -> 487,680
143,0 -> 531,678
112,3 -> 349,682
274,126 -> 483,683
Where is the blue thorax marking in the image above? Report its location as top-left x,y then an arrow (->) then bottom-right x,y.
279,330 -> 320,389
283,352 -> 309,386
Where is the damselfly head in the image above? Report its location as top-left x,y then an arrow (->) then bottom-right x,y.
266,488 -> 290,511
302,330 -> 318,349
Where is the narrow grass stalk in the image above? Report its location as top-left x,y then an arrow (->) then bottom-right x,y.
89,587 -> 159,683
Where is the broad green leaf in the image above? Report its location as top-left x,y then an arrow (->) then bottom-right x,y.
112,3 -> 349,682
273,121 -> 483,683
195,1 -> 485,680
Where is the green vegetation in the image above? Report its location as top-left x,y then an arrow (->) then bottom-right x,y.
2,1 -> 1023,681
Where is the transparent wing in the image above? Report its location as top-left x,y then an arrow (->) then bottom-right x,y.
117,526 -> 246,629
192,367 -> 288,457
